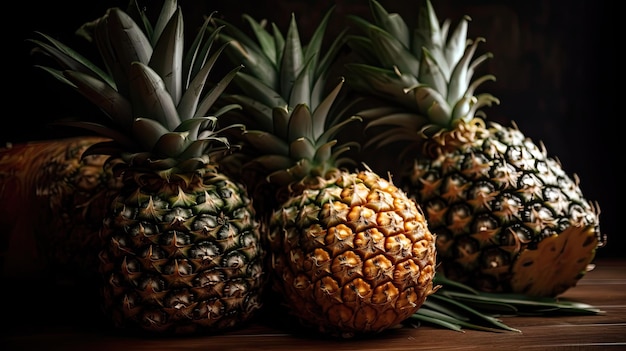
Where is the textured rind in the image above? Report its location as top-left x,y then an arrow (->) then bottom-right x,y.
407,121 -> 602,296
0,137 -> 121,279
268,170 -> 436,337
341,0 -> 603,298
99,169 -> 266,334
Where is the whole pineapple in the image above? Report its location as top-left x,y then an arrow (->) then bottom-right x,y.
30,0 -> 265,334
212,9 -> 437,337
344,0 -> 605,297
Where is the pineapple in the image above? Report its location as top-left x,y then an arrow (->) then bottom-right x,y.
0,136 -> 120,281
211,8 -> 437,337
344,0 -> 605,297
29,0 -> 265,334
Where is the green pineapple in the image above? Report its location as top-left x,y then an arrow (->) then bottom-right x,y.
30,0 -> 265,334
344,0 -> 605,297
211,8 -> 437,338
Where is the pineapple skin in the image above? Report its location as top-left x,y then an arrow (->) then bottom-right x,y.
99,166 -> 266,334
405,121 -> 601,296
342,0 -> 604,297
0,137 -> 121,280
268,169 -> 437,337
26,0 -> 267,336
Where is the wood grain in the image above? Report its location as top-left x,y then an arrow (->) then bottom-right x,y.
3,259 -> 625,351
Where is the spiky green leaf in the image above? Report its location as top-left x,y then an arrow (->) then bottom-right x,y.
151,0 -> 178,46
128,62 -> 180,130
193,61 -> 243,119
150,6 -> 184,105
62,70 -> 133,132
290,137 -> 316,161
106,7 -> 153,89
29,32 -> 113,87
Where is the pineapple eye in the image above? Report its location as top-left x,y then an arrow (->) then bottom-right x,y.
467,181 -> 497,210
453,236 -> 480,259
192,213 -> 219,231
480,247 -> 511,269
123,257 -> 141,273
502,223 -> 533,245
506,145 -> 533,169
522,202 -> 556,229
309,248 -> 332,278
111,233 -> 131,249
224,279 -> 249,298
246,260 -> 264,280
222,251 -> 246,269
297,203 -> 320,228
523,139 -> 544,159
423,198 -> 447,227
492,192 -> 523,223
114,203 -> 137,220
543,186 -> 564,203
140,310 -> 167,329
543,186 -> 570,216
215,223 -> 240,250
239,231 -> 259,249
146,197 -> 168,211
535,160 -> 550,175
412,168 -> 438,190
219,187 -> 234,199
231,207 -> 255,229
490,161 -> 520,189
555,174 -> 579,195
163,258 -> 193,276
517,173 -> 543,201
200,299 -> 227,320
190,241 -> 221,260
194,269 -> 225,288
161,231 -> 191,246
138,274 -> 166,292
569,203 -> 595,226
220,186 -> 244,211
461,153 -> 491,178
332,251 -> 363,285
140,245 -> 167,260
472,214 -> 499,233
519,173 -> 541,187
129,221 -> 158,238
195,191 -> 225,214
165,290 -> 194,309
164,207 -> 193,223
446,203 -> 473,234
506,145 -> 523,162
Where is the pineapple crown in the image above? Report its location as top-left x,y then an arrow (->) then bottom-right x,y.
212,8 -> 362,186
344,0 -> 500,148
28,0 -> 244,173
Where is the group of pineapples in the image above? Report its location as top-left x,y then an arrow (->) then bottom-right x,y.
1,0 -> 604,339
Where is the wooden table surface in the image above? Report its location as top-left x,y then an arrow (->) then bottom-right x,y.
3,258 -> 625,351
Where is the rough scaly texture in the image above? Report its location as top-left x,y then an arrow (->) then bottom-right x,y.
269,169 -> 436,336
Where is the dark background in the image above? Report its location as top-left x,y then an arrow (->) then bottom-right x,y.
6,0 -> 618,258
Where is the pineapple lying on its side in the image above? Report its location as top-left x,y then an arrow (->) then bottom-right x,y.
345,0 -> 605,297
1,137 -> 119,281
212,9 -> 437,338
30,0 -> 265,334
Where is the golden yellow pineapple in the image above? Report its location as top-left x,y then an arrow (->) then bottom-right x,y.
211,9 -> 437,337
